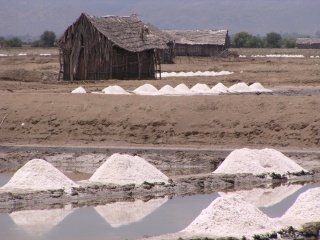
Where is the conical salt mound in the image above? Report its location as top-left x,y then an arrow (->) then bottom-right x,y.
1,159 -> 79,193
228,82 -> 252,93
94,197 -> 168,228
181,194 -> 281,239
214,148 -> 306,175
102,85 -> 130,95
133,84 -> 160,95
279,187 -> 320,229
71,86 -> 86,93
211,82 -> 228,93
89,153 -> 169,185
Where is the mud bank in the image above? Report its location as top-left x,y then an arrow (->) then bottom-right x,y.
0,172 -> 318,213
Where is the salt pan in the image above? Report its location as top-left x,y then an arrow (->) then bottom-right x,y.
89,153 -> 169,185
102,85 -> 130,95
71,86 -> 86,94
0,159 -> 78,193
214,148 -> 306,175
181,194 -> 280,239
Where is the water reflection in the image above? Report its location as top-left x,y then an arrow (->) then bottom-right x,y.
94,197 -> 169,228
9,205 -> 74,236
0,172 -> 318,240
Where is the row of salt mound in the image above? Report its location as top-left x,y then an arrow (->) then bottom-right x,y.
89,153 -> 169,185
0,159 -> 78,194
160,70 -> 234,78
278,187 -> 320,229
133,82 -> 271,96
213,148 -> 306,175
72,82 -> 271,95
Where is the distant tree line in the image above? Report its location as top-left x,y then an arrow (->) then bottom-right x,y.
231,31 -> 297,48
0,31 -> 56,48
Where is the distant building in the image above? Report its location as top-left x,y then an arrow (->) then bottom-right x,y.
164,30 -> 230,57
56,13 -> 173,80
296,38 -> 320,49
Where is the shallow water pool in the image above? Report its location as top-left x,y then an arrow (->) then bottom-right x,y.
0,174 -> 318,240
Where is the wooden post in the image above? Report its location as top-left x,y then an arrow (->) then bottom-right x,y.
137,52 -> 141,79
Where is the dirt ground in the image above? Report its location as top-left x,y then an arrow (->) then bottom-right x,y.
1,47 -> 320,173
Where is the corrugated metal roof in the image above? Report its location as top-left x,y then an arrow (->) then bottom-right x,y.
164,30 -> 228,45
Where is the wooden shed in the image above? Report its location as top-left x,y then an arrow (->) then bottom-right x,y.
164,30 -> 230,57
296,38 -> 320,49
56,13 -> 172,80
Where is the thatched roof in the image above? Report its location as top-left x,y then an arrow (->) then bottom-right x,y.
296,38 -> 320,45
59,13 -> 171,52
164,30 -> 229,45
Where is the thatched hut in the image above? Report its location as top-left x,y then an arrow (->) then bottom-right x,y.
296,38 -> 320,49
164,30 -> 230,57
56,13 -> 172,80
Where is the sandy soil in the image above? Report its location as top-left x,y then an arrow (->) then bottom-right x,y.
1,47 -> 320,172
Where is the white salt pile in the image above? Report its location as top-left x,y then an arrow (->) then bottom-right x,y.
174,83 -> 193,95
10,205 -> 73,236
211,82 -> 229,93
94,197 -> 168,228
190,83 -> 212,94
279,187 -> 320,229
18,53 -> 27,56
0,54 -> 8,57
159,85 -> 179,95
214,148 -> 307,175
39,53 -> 52,56
249,82 -> 272,92
228,82 -> 252,93
102,85 -> 130,95
89,153 -> 169,185
181,194 -> 281,239
219,184 -> 303,208
0,159 -> 79,193
71,86 -> 86,94
133,84 -> 160,95
159,71 -> 233,78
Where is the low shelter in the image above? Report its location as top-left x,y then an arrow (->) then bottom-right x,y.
296,38 -> 320,49
164,30 -> 230,57
56,13 -> 172,80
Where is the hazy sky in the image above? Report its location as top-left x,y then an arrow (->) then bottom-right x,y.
1,0 -> 320,38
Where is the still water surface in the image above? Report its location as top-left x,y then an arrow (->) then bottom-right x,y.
0,174 -> 318,240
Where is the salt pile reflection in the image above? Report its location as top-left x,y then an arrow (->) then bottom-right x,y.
94,197 -> 168,227
9,205 -> 73,236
